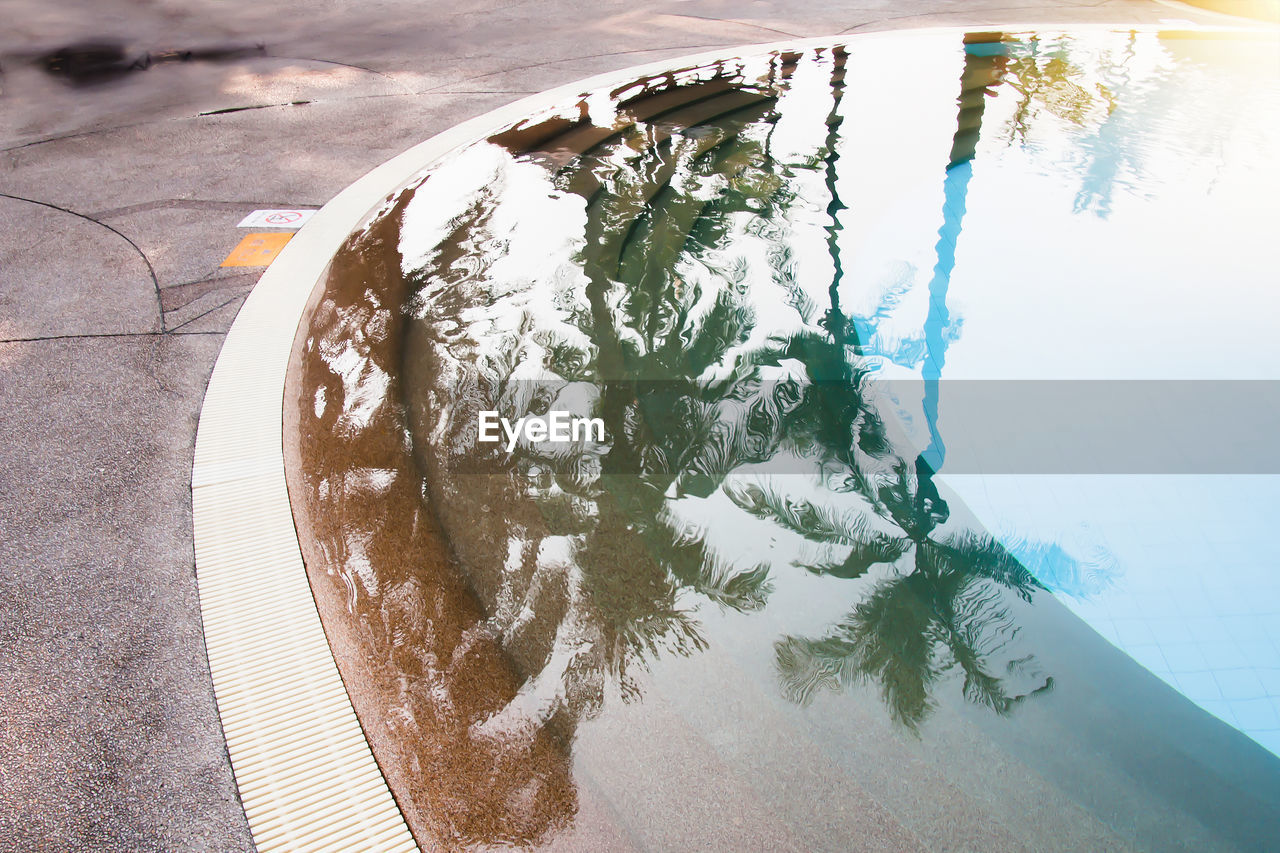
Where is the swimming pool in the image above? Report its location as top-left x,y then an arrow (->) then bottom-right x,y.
281,27 -> 1280,851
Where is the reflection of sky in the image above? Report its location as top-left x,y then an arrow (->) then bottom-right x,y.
820,32 -> 1280,752
835,34 -> 1280,382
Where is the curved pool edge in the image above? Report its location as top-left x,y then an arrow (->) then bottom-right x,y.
190,22 -> 1263,851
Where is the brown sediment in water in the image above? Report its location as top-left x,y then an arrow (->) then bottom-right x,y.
283,188 -> 579,850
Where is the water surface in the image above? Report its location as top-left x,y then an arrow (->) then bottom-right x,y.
287,29 -> 1280,851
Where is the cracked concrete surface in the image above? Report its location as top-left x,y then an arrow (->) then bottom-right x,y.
0,0 -> 1245,850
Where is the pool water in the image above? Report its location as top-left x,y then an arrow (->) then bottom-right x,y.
287,29 -> 1280,851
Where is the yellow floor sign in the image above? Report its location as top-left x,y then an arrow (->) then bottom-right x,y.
221,233 -> 293,267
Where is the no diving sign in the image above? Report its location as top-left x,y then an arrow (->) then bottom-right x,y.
237,209 -> 316,229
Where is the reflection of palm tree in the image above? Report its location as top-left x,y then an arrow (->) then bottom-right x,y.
553,96 -> 807,693
726,475 -> 1050,729
404,59 -> 818,740
1001,38 -> 1115,147
775,548 -> 1053,731
919,34 -> 1009,474
709,40 -> 1061,724
402,41 -> 1067,760
995,33 -> 1189,218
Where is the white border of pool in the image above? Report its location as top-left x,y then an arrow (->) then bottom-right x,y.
191,23 -> 1259,851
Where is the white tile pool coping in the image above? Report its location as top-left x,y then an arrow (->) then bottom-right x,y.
189,23 -> 1262,851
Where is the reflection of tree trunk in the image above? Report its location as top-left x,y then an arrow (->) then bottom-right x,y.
822,47 -> 850,344
919,34 -> 1008,474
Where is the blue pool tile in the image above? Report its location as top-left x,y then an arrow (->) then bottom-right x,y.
1251,730 -> 1280,756
1257,668 -> 1280,696
1206,589 -> 1256,617
1231,698 -> 1280,731
1159,643 -> 1208,674
1111,618 -> 1156,646
1186,617 -> 1234,645
1242,642 -> 1280,670
1200,641 -> 1252,670
1125,645 -> 1170,676
1175,671 -> 1223,703
1214,669 -> 1267,702
1227,620 -> 1274,648
1089,620 -> 1121,645
1196,699 -> 1239,728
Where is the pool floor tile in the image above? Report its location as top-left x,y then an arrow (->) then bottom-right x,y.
1160,643 -> 1209,674
1214,669 -> 1268,702
1195,699 -> 1239,728
1251,730 -> 1280,756
1257,668 -> 1280,695
1231,698 -> 1280,731
1174,671 -> 1222,703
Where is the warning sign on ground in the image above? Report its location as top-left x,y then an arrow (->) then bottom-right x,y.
237,209 -> 316,229
221,232 -> 293,267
